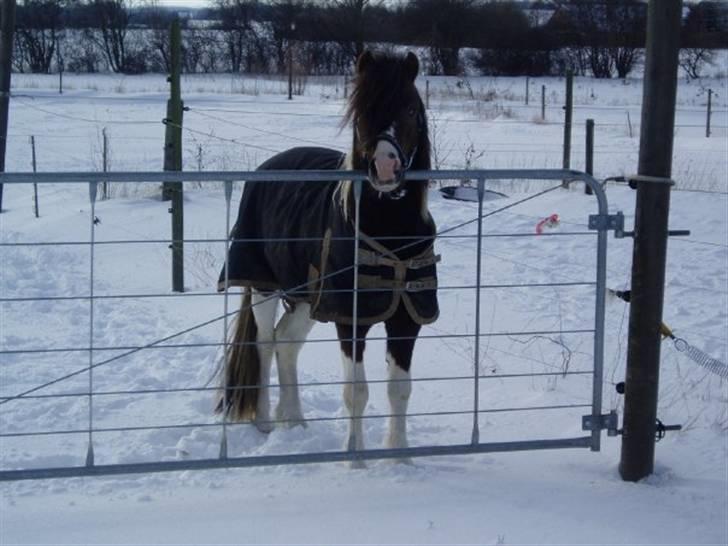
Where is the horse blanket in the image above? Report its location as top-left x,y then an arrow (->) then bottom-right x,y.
217,147 -> 439,325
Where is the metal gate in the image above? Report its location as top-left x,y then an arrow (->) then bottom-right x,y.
0,168 -> 618,481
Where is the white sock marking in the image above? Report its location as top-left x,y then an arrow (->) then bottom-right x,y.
386,352 -> 412,450
342,354 -> 368,452
274,303 -> 314,425
251,291 -> 277,431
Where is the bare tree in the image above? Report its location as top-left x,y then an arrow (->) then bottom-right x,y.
184,28 -> 221,73
268,0 -> 302,74
14,0 -> 65,73
546,0 -> 645,78
471,2 -> 539,76
323,0 -> 382,69
144,0 -> 177,72
403,0 -> 476,75
679,48 -> 715,81
605,0 -> 645,79
86,0 -> 148,73
215,0 -> 258,73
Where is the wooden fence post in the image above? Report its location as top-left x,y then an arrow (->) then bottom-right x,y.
0,0 -> 17,214
162,18 -> 184,292
562,70 -> 574,186
30,136 -> 39,217
627,111 -> 634,138
57,34 -> 64,95
706,88 -> 712,138
288,36 -> 293,100
102,127 -> 108,200
585,119 -> 594,195
619,0 -> 682,483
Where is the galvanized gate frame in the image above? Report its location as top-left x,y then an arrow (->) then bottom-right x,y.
0,168 -> 619,481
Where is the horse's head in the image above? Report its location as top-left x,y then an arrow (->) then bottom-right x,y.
345,51 -> 429,199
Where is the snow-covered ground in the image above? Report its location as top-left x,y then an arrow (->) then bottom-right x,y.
0,68 -> 726,544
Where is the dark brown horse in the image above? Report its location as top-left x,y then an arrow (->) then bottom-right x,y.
217,51 -> 438,461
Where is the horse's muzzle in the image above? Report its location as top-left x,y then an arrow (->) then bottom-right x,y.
368,159 -> 406,197
367,134 -> 408,196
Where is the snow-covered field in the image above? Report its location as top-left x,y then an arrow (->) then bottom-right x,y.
1,67 -> 726,544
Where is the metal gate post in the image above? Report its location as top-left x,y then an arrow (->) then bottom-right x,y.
348,179 -> 363,463
471,178 -> 485,445
86,182 -> 98,467
591,180 -> 608,452
219,180 -> 233,460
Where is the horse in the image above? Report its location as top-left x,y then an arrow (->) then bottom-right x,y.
216,51 -> 439,460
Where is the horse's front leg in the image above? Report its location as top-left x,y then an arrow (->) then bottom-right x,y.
336,322 -> 371,466
384,304 -> 421,456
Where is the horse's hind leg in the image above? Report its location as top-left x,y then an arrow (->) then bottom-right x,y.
251,290 -> 278,433
274,302 -> 315,427
384,304 -> 421,455
336,322 -> 372,465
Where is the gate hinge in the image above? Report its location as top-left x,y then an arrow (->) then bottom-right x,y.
582,410 -> 619,437
588,211 -> 624,235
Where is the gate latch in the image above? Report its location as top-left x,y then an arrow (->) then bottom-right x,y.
582,410 -> 619,437
588,211 -> 624,235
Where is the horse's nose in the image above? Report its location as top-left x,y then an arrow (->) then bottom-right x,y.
374,154 -> 401,183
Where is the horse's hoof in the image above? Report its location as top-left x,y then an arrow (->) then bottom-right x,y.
275,409 -> 308,429
349,459 -> 367,470
281,418 -> 307,429
254,419 -> 274,434
289,419 -> 308,429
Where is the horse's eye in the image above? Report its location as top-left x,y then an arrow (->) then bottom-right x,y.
408,107 -> 417,117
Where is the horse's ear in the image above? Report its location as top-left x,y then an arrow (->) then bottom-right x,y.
404,52 -> 419,82
357,51 -> 374,75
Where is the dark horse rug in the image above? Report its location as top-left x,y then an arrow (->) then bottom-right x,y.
218,146 -> 439,325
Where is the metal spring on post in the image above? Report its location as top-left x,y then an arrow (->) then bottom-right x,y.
674,338 -> 728,379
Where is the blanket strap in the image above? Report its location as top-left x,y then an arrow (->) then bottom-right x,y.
356,227 -> 441,270
358,248 -> 441,269
359,275 -> 438,292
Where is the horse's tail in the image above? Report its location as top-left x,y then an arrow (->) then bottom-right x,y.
215,287 -> 260,421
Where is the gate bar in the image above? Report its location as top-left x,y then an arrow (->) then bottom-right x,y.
0,168 -> 608,186
0,436 -> 593,482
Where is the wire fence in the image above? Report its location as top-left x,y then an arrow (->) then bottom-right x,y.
9,91 -> 726,198
11,92 -> 728,130
0,167 -> 618,480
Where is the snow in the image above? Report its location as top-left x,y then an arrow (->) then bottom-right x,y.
1,69 -> 727,544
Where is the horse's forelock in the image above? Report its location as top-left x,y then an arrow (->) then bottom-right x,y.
344,53 -> 423,141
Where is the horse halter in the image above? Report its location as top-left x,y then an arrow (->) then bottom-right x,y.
367,133 -> 415,200
359,110 -> 424,200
